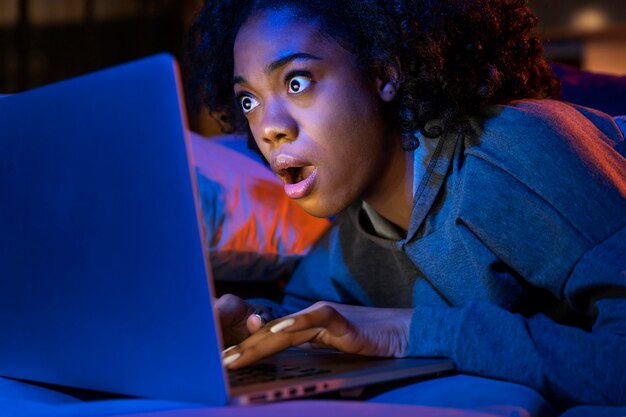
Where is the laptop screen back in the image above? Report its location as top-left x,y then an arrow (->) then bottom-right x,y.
0,54 -> 228,404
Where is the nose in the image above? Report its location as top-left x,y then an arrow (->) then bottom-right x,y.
260,99 -> 298,145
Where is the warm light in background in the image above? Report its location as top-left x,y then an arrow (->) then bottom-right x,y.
0,0 -> 18,26
0,0 -> 148,26
570,7 -> 610,32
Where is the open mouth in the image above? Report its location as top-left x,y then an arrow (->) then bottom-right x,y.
280,165 -> 316,184
270,154 -> 318,199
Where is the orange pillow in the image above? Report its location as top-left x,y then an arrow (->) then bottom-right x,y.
190,131 -> 331,282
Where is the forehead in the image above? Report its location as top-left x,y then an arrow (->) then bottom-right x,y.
233,9 -> 346,75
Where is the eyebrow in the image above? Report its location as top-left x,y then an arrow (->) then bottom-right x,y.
233,52 -> 322,85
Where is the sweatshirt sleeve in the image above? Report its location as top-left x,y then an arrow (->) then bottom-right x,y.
408,228 -> 626,406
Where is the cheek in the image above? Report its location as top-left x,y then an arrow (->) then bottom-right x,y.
333,82 -> 382,129
320,89 -> 385,154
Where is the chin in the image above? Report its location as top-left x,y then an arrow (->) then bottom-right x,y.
296,196 -> 350,219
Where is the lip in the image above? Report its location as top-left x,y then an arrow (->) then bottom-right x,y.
283,168 -> 318,199
270,153 -> 310,172
270,153 -> 318,199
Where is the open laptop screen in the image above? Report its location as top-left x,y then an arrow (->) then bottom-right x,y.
0,54 -> 228,404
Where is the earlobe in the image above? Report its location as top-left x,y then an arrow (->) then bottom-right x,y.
380,82 -> 397,101
375,61 -> 401,102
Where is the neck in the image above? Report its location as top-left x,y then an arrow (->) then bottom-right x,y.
363,138 -> 414,232
363,133 -> 440,233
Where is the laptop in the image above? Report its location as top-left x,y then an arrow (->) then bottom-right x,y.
0,54 -> 454,405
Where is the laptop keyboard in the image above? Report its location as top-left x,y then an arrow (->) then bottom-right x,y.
228,363 -> 332,387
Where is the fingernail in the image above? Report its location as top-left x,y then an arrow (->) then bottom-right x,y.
223,353 -> 241,366
270,318 -> 295,334
222,345 -> 237,356
254,313 -> 266,326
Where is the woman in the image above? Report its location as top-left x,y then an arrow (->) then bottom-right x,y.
185,0 -> 626,412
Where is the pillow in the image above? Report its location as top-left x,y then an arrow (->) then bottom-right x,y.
190,131 -> 331,282
614,115 -> 626,136
551,63 -> 626,117
614,115 -> 626,157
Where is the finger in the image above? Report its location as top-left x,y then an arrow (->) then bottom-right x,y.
275,306 -> 371,355
246,313 -> 264,334
222,344 -> 239,357
224,307 -> 349,369
221,318 -> 277,368
224,320 -> 322,370
215,294 -> 252,328
221,344 -> 242,367
281,305 -> 350,337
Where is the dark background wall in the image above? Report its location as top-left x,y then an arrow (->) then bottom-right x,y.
0,0 -> 199,93
2,0 -> 626,94
1,1 -> 625,132
528,0 -> 626,73
528,0 -> 626,32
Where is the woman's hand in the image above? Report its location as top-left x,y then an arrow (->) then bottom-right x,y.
222,302 -> 413,369
215,294 -> 272,347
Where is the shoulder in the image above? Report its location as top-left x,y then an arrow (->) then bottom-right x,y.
463,99 -> 626,192
445,101 -> 625,292
468,99 -> 624,162
457,99 -> 626,246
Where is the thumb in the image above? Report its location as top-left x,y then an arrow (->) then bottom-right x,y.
215,294 -> 252,328
246,313 -> 265,334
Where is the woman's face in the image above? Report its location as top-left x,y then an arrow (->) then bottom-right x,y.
233,9 -> 401,218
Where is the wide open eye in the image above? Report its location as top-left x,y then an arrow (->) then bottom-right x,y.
287,75 -> 312,94
240,95 -> 260,113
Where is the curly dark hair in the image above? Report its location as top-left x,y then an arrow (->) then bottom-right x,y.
184,0 -> 560,150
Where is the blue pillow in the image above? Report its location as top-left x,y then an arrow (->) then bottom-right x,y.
551,63 -> 626,116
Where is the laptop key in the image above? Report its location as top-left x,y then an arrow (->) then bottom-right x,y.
228,363 -> 331,387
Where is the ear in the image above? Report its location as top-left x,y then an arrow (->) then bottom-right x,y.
375,60 -> 402,102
